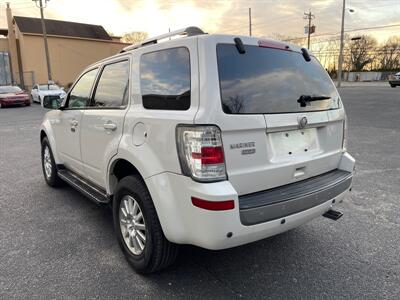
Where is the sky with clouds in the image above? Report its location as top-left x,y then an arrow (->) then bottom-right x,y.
2,0 -> 400,43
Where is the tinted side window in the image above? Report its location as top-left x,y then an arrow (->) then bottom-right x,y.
68,68 -> 98,108
140,47 -> 190,110
93,60 -> 129,108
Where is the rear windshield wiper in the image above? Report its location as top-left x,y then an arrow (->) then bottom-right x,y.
297,95 -> 331,107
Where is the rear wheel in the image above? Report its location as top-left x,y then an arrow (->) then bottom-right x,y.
113,175 -> 179,273
41,137 -> 62,187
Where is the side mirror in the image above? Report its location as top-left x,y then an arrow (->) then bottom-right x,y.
43,95 -> 62,109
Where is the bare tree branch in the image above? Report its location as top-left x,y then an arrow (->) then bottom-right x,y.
122,32 -> 149,44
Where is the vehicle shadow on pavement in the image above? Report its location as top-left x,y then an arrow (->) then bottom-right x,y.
48,184 -> 367,299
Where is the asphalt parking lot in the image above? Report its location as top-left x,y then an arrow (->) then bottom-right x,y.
0,86 -> 399,299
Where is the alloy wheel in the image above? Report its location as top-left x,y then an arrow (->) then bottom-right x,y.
119,195 -> 146,255
43,146 -> 52,178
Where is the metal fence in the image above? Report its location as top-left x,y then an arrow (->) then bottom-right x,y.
14,71 -> 35,91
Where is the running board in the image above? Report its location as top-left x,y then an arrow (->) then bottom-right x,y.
58,169 -> 110,204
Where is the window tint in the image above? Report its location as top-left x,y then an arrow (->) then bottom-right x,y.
68,68 -> 98,108
140,47 -> 190,110
217,44 -> 340,114
93,60 -> 129,108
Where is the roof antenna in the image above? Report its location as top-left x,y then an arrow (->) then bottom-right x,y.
234,37 -> 246,54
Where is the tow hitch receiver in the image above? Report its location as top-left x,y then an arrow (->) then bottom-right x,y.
323,209 -> 343,221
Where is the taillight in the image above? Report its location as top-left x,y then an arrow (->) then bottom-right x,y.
258,39 -> 291,51
342,114 -> 348,150
176,125 -> 227,182
341,108 -> 347,150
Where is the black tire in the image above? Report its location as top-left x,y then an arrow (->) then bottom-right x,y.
113,175 -> 179,274
41,137 -> 63,187
390,84 -> 396,88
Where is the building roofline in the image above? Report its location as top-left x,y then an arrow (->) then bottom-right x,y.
13,15 -> 112,41
20,32 -> 131,45
14,15 -> 106,30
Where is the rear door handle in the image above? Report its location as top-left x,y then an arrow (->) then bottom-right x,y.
70,120 -> 78,127
103,122 -> 117,131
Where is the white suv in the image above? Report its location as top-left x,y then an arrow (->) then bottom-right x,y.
40,27 -> 355,273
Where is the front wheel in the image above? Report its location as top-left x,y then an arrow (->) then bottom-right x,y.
390,84 -> 396,88
113,175 -> 179,274
41,137 -> 63,187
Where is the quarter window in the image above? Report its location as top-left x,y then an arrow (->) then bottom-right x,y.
93,60 -> 130,108
140,47 -> 190,110
68,68 -> 98,108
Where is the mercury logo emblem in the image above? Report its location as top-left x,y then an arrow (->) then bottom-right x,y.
299,116 -> 308,129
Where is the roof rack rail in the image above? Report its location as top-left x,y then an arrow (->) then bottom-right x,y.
120,26 -> 205,53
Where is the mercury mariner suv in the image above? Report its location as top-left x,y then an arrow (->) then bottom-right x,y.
40,27 -> 355,273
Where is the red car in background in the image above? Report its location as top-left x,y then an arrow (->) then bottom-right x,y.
0,86 -> 31,108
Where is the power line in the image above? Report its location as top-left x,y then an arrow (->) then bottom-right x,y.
283,24 -> 400,42
303,11 -> 315,49
248,7 -> 252,36
221,2 -> 400,36
32,0 -> 52,81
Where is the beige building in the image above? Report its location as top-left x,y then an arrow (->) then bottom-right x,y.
0,3 -> 129,90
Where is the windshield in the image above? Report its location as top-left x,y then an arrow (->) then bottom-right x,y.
0,86 -> 22,94
39,84 -> 60,91
216,44 -> 340,114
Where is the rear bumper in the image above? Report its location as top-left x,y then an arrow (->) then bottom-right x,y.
145,152 -> 355,250
239,169 -> 352,225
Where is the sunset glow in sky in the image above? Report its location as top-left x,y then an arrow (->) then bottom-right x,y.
2,0 -> 400,43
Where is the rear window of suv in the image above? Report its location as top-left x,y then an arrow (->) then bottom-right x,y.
216,44 -> 340,114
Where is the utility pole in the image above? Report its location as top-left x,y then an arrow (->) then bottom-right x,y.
33,0 -> 52,82
337,0 -> 346,88
248,8 -> 252,36
303,11 -> 315,49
